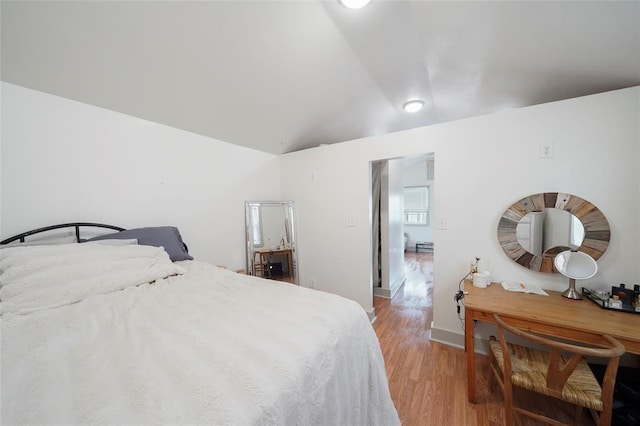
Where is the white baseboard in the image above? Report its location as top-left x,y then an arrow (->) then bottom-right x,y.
373,287 -> 391,298
389,275 -> 405,299
430,327 -> 489,355
367,307 -> 376,323
373,276 -> 406,299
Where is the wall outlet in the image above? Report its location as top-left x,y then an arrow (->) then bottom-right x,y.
310,279 -> 316,288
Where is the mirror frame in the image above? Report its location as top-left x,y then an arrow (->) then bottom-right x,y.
497,192 -> 610,273
245,201 -> 298,284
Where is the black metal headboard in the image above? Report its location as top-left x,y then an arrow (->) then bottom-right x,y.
0,223 -> 125,245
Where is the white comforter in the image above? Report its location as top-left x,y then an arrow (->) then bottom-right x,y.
1,244 -> 399,426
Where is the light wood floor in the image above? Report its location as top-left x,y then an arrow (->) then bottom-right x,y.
373,251 -> 594,426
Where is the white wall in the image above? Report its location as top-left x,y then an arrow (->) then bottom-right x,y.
279,87 -> 640,345
378,158 -> 405,299
1,82 -> 281,270
260,205 -> 288,250
378,161 -> 389,293
387,159 -> 405,297
2,82 -> 638,347
543,208 -> 572,251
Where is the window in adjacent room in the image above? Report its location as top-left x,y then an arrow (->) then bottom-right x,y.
404,186 -> 429,225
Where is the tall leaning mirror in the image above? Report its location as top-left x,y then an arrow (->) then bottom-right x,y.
497,192 -> 610,273
245,201 -> 298,284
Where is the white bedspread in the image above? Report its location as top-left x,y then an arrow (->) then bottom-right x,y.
1,245 -> 399,425
1,243 -> 185,315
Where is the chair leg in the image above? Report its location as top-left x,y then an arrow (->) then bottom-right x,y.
575,405 -> 583,425
488,337 -> 498,393
501,369 -> 516,426
588,408 -> 601,426
503,399 -> 514,426
488,360 -> 496,393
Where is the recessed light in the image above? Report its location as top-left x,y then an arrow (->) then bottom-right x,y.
339,0 -> 372,9
403,99 -> 425,113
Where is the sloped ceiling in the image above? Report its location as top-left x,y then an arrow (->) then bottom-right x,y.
2,1 -> 639,154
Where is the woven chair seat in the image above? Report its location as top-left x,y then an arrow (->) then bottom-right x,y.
489,340 -> 603,411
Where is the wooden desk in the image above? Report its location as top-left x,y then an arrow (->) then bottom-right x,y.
257,248 -> 294,279
464,281 -> 640,403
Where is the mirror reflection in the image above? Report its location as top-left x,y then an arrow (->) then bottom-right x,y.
245,201 -> 298,284
516,209 -> 585,257
497,192 -> 610,273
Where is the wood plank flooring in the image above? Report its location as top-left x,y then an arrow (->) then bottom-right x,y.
373,252 -> 594,426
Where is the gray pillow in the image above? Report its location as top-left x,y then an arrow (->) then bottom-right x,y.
85,227 -> 192,261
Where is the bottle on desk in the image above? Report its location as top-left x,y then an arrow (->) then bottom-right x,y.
609,295 -> 622,310
612,283 -> 634,307
633,284 -> 640,312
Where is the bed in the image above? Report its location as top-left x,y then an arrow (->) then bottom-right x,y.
1,223 -> 399,425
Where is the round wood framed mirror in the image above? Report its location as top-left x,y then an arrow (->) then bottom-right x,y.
497,192 -> 610,273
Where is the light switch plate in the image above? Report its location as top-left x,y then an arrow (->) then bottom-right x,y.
540,144 -> 553,158
437,217 -> 447,230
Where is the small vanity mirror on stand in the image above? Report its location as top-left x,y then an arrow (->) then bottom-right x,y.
245,201 -> 298,285
554,250 -> 598,300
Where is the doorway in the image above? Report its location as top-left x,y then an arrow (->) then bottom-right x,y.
371,153 -> 435,304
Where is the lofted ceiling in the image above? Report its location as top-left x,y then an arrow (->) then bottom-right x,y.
2,1 -> 639,155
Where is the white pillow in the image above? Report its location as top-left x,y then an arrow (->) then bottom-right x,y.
4,234 -> 77,247
85,238 -> 138,246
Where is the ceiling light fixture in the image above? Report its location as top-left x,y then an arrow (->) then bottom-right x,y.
402,99 -> 425,113
339,0 -> 372,10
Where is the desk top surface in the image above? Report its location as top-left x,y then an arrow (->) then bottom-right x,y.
257,248 -> 292,253
465,281 -> 640,350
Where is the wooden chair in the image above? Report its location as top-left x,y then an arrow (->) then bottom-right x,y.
253,251 -> 271,278
488,313 -> 625,426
